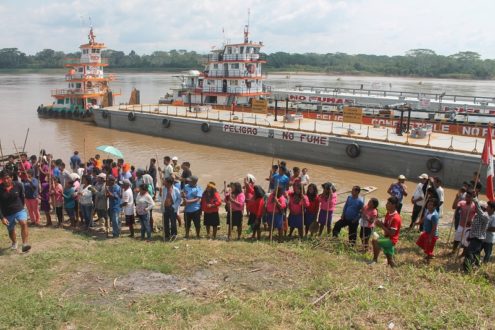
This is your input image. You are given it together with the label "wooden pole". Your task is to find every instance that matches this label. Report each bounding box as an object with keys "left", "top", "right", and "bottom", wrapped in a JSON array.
[
  {"left": 22, "top": 128, "right": 30, "bottom": 153},
  {"left": 270, "top": 182, "right": 280, "bottom": 243},
  {"left": 0, "top": 139, "right": 4, "bottom": 167}
]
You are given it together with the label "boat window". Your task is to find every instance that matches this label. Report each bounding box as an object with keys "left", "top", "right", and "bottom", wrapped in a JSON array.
[
  {"left": 65, "top": 98, "right": 70, "bottom": 104},
  {"left": 83, "top": 49, "right": 89, "bottom": 54},
  {"left": 227, "top": 47, "right": 232, "bottom": 54},
  {"left": 78, "top": 67, "right": 83, "bottom": 72},
  {"left": 57, "top": 99, "right": 64, "bottom": 105},
  {"left": 240, "top": 47, "right": 244, "bottom": 54},
  {"left": 231, "top": 63, "right": 239, "bottom": 69},
  {"left": 213, "top": 64, "right": 218, "bottom": 69},
  {"left": 230, "top": 80, "right": 238, "bottom": 86},
  {"left": 76, "top": 83, "right": 81, "bottom": 89}
]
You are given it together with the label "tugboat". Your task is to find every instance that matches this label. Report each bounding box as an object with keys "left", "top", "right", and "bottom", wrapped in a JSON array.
[
  {"left": 37, "top": 27, "right": 119, "bottom": 121},
  {"left": 159, "top": 19, "right": 270, "bottom": 110}
]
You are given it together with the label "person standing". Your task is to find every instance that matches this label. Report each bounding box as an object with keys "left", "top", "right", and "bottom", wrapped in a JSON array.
[
  {"left": 121, "top": 179, "right": 135, "bottom": 237},
  {"left": 288, "top": 183, "right": 309, "bottom": 240},
  {"left": 159, "top": 156, "right": 174, "bottom": 180},
  {"left": 94, "top": 173, "right": 108, "bottom": 228},
  {"left": 70, "top": 151, "right": 81, "bottom": 172},
  {"left": 0, "top": 171, "right": 31, "bottom": 252},
  {"left": 183, "top": 176, "right": 202, "bottom": 239},
  {"left": 415, "top": 199, "right": 440, "bottom": 263},
  {"left": 482, "top": 210, "right": 495, "bottom": 263},
  {"left": 318, "top": 182, "right": 337, "bottom": 236},
  {"left": 22, "top": 169, "right": 40, "bottom": 226},
  {"left": 410, "top": 174, "right": 429, "bottom": 229},
  {"left": 300, "top": 168, "right": 310, "bottom": 187},
  {"left": 304, "top": 183, "right": 319, "bottom": 237},
  {"left": 40, "top": 180, "right": 52, "bottom": 226},
  {"left": 333, "top": 186, "right": 364, "bottom": 245},
  {"left": 387, "top": 175, "right": 408, "bottom": 214},
  {"left": 78, "top": 175, "right": 96, "bottom": 230},
  {"left": 201, "top": 182, "right": 222, "bottom": 240},
  {"left": 452, "top": 190, "right": 476, "bottom": 252},
  {"left": 370, "top": 197, "right": 402, "bottom": 267},
  {"left": 63, "top": 180, "right": 76, "bottom": 227},
  {"left": 136, "top": 184, "right": 155, "bottom": 241},
  {"left": 463, "top": 199, "right": 494, "bottom": 272},
  {"left": 161, "top": 176, "right": 182, "bottom": 241},
  {"left": 359, "top": 198, "right": 379, "bottom": 251},
  {"left": 51, "top": 177, "right": 64, "bottom": 227},
  {"left": 148, "top": 158, "right": 158, "bottom": 198},
  {"left": 266, "top": 188, "right": 287, "bottom": 242},
  {"left": 226, "top": 182, "right": 245, "bottom": 240},
  {"left": 246, "top": 185, "right": 265, "bottom": 240},
  {"left": 434, "top": 177, "right": 445, "bottom": 218},
  {"left": 106, "top": 176, "right": 122, "bottom": 238}
]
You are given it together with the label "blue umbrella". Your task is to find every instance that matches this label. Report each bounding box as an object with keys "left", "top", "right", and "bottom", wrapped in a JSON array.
[{"left": 96, "top": 145, "right": 124, "bottom": 159}]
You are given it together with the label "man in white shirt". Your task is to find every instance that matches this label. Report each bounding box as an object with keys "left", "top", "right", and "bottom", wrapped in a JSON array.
[
  {"left": 410, "top": 173, "right": 428, "bottom": 229},
  {"left": 121, "top": 179, "right": 135, "bottom": 237},
  {"left": 434, "top": 177, "right": 445, "bottom": 218},
  {"left": 159, "top": 156, "right": 174, "bottom": 180}
]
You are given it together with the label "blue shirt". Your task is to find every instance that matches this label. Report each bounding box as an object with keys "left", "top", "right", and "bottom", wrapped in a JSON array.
[
  {"left": 108, "top": 184, "right": 122, "bottom": 211},
  {"left": 63, "top": 187, "right": 75, "bottom": 209},
  {"left": 389, "top": 183, "right": 405, "bottom": 202},
  {"left": 423, "top": 209, "right": 439, "bottom": 236},
  {"left": 23, "top": 178, "right": 39, "bottom": 199},
  {"left": 70, "top": 155, "right": 81, "bottom": 170},
  {"left": 272, "top": 173, "right": 289, "bottom": 193},
  {"left": 343, "top": 196, "right": 364, "bottom": 222},
  {"left": 184, "top": 184, "right": 202, "bottom": 213}
]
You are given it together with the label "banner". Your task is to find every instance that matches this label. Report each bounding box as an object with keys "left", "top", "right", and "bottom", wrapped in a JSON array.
[
  {"left": 251, "top": 99, "right": 268, "bottom": 114},
  {"left": 343, "top": 107, "right": 363, "bottom": 124}
]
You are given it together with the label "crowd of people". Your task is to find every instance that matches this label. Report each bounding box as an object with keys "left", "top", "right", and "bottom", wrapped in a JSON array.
[{"left": 0, "top": 150, "right": 494, "bottom": 271}]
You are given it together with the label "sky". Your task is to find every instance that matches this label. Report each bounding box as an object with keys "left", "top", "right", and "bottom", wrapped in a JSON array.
[{"left": 1, "top": 0, "right": 495, "bottom": 58}]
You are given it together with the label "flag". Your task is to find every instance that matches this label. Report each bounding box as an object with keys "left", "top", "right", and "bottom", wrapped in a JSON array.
[{"left": 482, "top": 125, "right": 494, "bottom": 201}]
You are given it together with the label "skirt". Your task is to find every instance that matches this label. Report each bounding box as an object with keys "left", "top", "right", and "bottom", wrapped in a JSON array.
[
  {"left": 204, "top": 212, "right": 220, "bottom": 227},
  {"left": 318, "top": 210, "right": 333, "bottom": 226},
  {"left": 304, "top": 212, "right": 316, "bottom": 227},
  {"left": 288, "top": 213, "right": 303, "bottom": 229},
  {"left": 227, "top": 210, "right": 243, "bottom": 227}
]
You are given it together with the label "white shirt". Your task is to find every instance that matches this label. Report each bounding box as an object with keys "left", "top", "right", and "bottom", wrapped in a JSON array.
[
  {"left": 122, "top": 187, "right": 135, "bottom": 216},
  {"left": 163, "top": 164, "right": 174, "bottom": 179},
  {"left": 412, "top": 183, "right": 425, "bottom": 207},
  {"left": 300, "top": 174, "right": 310, "bottom": 185},
  {"left": 436, "top": 186, "right": 445, "bottom": 217},
  {"left": 485, "top": 215, "right": 495, "bottom": 244}
]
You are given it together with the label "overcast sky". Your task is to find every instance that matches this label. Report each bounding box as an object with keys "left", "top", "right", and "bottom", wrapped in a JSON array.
[{"left": 1, "top": 0, "right": 494, "bottom": 58}]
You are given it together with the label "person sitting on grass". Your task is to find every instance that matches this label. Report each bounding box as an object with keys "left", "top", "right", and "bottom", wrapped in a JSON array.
[
  {"left": 332, "top": 185, "right": 364, "bottom": 245},
  {"left": 370, "top": 196, "right": 402, "bottom": 267},
  {"left": 0, "top": 171, "right": 31, "bottom": 252},
  {"left": 415, "top": 198, "right": 439, "bottom": 263},
  {"left": 359, "top": 198, "right": 379, "bottom": 252}
]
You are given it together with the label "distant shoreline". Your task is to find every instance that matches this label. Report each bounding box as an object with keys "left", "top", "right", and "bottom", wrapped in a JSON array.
[{"left": 0, "top": 67, "right": 492, "bottom": 81}]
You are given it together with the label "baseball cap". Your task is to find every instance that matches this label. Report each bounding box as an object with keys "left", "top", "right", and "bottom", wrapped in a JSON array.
[
  {"left": 398, "top": 174, "right": 406, "bottom": 180},
  {"left": 97, "top": 173, "right": 107, "bottom": 179},
  {"left": 418, "top": 173, "right": 429, "bottom": 179},
  {"left": 172, "top": 156, "right": 178, "bottom": 161}
]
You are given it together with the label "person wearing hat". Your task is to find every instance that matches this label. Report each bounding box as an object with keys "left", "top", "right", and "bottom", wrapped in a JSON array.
[
  {"left": 387, "top": 175, "right": 408, "bottom": 214},
  {"left": 183, "top": 175, "right": 203, "bottom": 239},
  {"left": 318, "top": 182, "right": 337, "bottom": 236},
  {"left": 172, "top": 156, "right": 181, "bottom": 175},
  {"left": 106, "top": 175, "right": 122, "bottom": 238},
  {"left": 121, "top": 179, "right": 135, "bottom": 237},
  {"left": 94, "top": 173, "right": 108, "bottom": 228},
  {"left": 410, "top": 173, "right": 429, "bottom": 229},
  {"left": 333, "top": 185, "right": 364, "bottom": 245},
  {"left": 201, "top": 181, "right": 222, "bottom": 239},
  {"left": 0, "top": 171, "right": 31, "bottom": 252}
]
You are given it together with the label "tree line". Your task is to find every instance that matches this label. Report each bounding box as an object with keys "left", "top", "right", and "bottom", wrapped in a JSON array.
[{"left": 1, "top": 47, "right": 494, "bottom": 79}]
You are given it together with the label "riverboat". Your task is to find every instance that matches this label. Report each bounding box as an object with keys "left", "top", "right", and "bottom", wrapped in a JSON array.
[{"left": 36, "top": 28, "right": 119, "bottom": 121}]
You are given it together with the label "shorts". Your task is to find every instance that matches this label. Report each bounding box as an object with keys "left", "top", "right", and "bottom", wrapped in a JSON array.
[
  {"left": 185, "top": 210, "right": 201, "bottom": 229},
  {"left": 267, "top": 213, "right": 283, "bottom": 230},
  {"left": 304, "top": 212, "right": 316, "bottom": 227},
  {"left": 318, "top": 210, "right": 333, "bottom": 226},
  {"left": 455, "top": 226, "right": 470, "bottom": 247},
  {"left": 204, "top": 212, "right": 220, "bottom": 227},
  {"left": 288, "top": 213, "right": 303, "bottom": 229},
  {"left": 416, "top": 232, "right": 438, "bottom": 256},
  {"left": 96, "top": 209, "right": 108, "bottom": 219},
  {"left": 377, "top": 237, "right": 396, "bottom": 256},
  {"left": 6, "top": 209, "right": 28, "bottom": 232},
  {"left": 360, "top": 227, "right": 373, "bottom": 241},
  {"left": 227, "top": 210, "right": 243, "bottom": 227},
  {"left": 125, "top": 214, "right": 135, "bottom": 226}
]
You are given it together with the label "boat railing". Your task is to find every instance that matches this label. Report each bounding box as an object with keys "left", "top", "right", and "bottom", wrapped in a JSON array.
[
  {"left": 293, "top": 85, "right": 495, "bottom": 105},
  {"left": 205, "top": 69, "right": 264, "bottom": 78},
  {"left": 202, "top": 86, "right": 266, "bottom": 94},
  {"left": 51, "top": 88, "right": 115, "bottom": 96},
  {"left": 64, "top": 57, "right": 110, "bottom": 65},
  {"left": 112, "top": 104, "right": 484, "bottom": 156},
  {"left": 65, "top": 73, "right": 108, "bottom": 81},
  {"left": 208, "top": 53, "right": 265, "bottom": 62}
]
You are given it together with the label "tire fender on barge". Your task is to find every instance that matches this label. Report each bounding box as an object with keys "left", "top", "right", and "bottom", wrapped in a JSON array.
[
  {"left": 426, "top": 157, "right": 443, "bottom": 173},
  {"left": 201, "top": 122, "right": 210, "bottom": 133},
  {"left": 162, "top": 118, "right": 171, "bottom": 128},
  {"left": 101, "top": 110, "right": 109, "bottom": 119},
  {"left": 346, "top": 143, "right": 360, "bottom": 158},
  {"left": 128, "top": 112, "right": 136, "bottom": 121}
]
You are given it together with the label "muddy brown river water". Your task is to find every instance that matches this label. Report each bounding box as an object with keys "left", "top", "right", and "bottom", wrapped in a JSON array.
[{"left": 3, "top": 72, "right": 491, "bottom": 212}]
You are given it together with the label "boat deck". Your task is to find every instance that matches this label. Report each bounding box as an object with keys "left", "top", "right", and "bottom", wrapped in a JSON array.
[{"left": 105, "top": 104, "right": 484, "bottom": 155}]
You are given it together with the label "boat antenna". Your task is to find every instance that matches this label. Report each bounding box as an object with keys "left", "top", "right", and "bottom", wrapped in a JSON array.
[
  {"left": 222, "top": 27, "right": 226, "bottom": 46},
  {"left": 244, "top": 8, "right": 250, "bottom": 43}
]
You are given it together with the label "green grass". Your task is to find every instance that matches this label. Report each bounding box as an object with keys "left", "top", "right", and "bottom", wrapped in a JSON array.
[{"left": 0, "top": 212, "right": 494, "bottom": 329}]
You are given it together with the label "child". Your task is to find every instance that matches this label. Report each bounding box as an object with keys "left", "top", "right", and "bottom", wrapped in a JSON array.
[
  {"left": 305, "top": 183, "right": 319, "bottom": 237},
  {"left": 266, "top": 187, "right": 287, "bottom": 242},
  {"left": 63, "top": 180, "right": 76, "bottom": 227},
  {"left": 246, "top": 185, "right": 265, "bottom": 240},
  {"left": 40, "top": 181, "right": 52, "bottom": 226},
  {"left": 52, "top": 177, "right": 64, "bottom": 227},
  {"left": 318, "top": 182, "right": 337, "bottom": 236},
  {"left": 359, "top": 198, "right": 379, "bottom": 251},
  {"left": 288, "top": 183, "right": 309, "bottom": 239},
  {"left": 201, "top": 182, "right": 222, "bottom": 239},
  {"left": 416, "top": 199, "right": 439, "bottom": 263},
  {"left": 300, "top": 168, "right": 310, "bottom": 187},
  {"left": 226, "top": 182, "right": 245, "bottom": 240}
]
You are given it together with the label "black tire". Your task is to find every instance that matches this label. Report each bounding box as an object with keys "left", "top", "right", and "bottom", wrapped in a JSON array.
[
  {"left": 128, "top": 112, "right": 136, "bottom": 121},
  {"left": 426, "top": 157, "right": 443, "bottom": 173},
  {"left": 102, "top": 110, "right": 108, "bottom": 119},
  {"left": 201, "top": 122, "right": 210, "bottom": 133},
  {"left": 346, "top": 143, "right": 360, "bottom": 158},
  {"left": 162, "top": 118, "right": 171, "bottom": 128}
]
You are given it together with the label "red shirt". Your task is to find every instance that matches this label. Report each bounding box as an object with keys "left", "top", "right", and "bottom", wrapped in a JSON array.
[
  {"left": 384, "top": 211, "right": 402, "bottom": 245},
  {"left": 288, "top": 192, "right": 309, "bottom": 215},
  {"left": 457, "top": 200, "right": 476, "bottom": 227},
  {"left": 247, "top": 197, "right": 264, "bottom": 218},
  {"left": 306, "top": 197, "right": 319, "bottom": 214},
  {"left": 201, "top": 192, "right": 222, "bottom": 213}
]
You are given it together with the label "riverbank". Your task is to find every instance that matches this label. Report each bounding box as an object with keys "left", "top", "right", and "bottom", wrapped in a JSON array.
[{"left": 0, "top": 211, "right": 493, "bottom": 329}]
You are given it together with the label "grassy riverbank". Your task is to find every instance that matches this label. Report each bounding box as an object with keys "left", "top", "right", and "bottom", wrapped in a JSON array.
[{"left": 0, "top": 212, "right": 493, "bottom": 329}]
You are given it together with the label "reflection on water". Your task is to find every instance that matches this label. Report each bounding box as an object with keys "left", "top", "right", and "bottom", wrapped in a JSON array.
[{"left": 1, "top": 72, "right": 487, "bottom": 204}]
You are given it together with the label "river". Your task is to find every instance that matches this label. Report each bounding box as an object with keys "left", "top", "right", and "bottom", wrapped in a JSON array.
[{"left": 2, "top": 72, "right": 489, "bottom": 213}]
